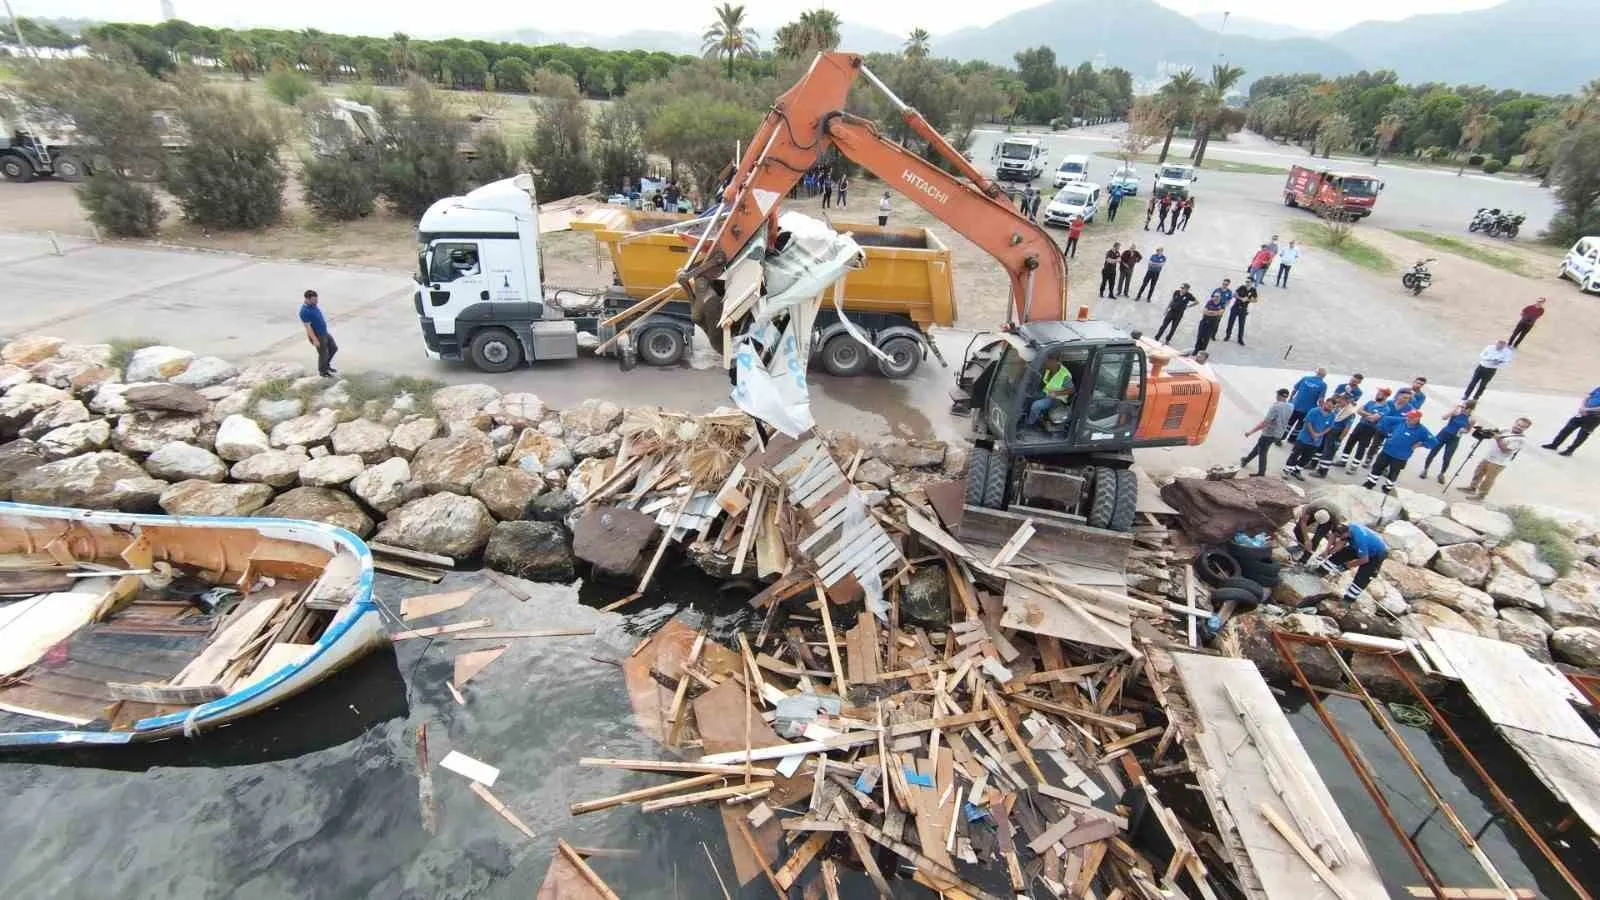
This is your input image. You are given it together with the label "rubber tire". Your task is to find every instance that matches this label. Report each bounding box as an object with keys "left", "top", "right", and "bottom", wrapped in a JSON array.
[
  {"left": 1468, "top": 222, "right": 1480, "bottom": 232},
  {"left": 467, "top": 327, "right": 523, "bottom": 374},
  {"left": 0, "top": 154, "right": 34, "bottom": 182},
  {"left": 636, "top": 326, "right": 685, "bottom": 367},
  {"left": 1087, "top": 466, "right": 1118, "bottom": 530},
  {"left": 1401, "top": 273, "right": 1417, "bottom": 290},
  {"left": 1194, "top": 548, "right": 1242, "bottom": 587},
  {"left": 1216, "top": 576, "right": 1267, "bottom": 597},
  {"left": 965, "top": 447, "right": 993, "bottom": 507},
  {"left": 1284, "top": 194, "right": 1297, "bottom": 208},
  {"left": 1109, "top": 467, "right": 1137, "bottom": 532},
  {"left": 50, "top": 155, "right": 87, "bottom": 182},
  {"left": 1238, "top": 558, "right": 1282, "bottom": 586},
  {"left": 1506, "top": 224, "right": 1518, "bottom": 239},
  {"left": 875, "top": 336, "right": 921, "bottom": 379},
  {"left": 1211, "top": 585, "right": 1262, "bottom": 612},
  {"left": 1412, "top": 282, "right": 1424, "bottom": 296},
  {"left": 1226, "top": 542, "right": 1274, "bottom": 564},
  {"left": 981, "top": 451, "right": 1009, "bottom": 509},
  {"left": 821, "top": 333, "right": 870, "bottom": 377}
]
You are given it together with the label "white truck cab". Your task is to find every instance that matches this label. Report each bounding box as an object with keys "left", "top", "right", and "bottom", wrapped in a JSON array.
[
  {"left": 1153, "top": 163, "right": 1197, "bottom": 198},
  {"left": 1052, "top": 154, "right": 1091, "bottom": 187},
  {"left": 992, "top": 137, "right": 1045, "bottom": 182},
  {"left": 1560, "top": 236, "right": 1600, "bottom": 294}
]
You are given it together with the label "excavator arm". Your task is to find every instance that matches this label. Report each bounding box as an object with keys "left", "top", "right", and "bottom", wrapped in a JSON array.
[{"left": 680, "top": 51, "right": 1067, "bottom": 339}]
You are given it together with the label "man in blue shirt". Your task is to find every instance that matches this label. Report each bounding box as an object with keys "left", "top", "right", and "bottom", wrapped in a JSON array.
[
  {"left": 298, "top": 289, "right": 338, "bottom": 378},
  {"left": 1314, "top": 393, "right": 1359, "bottom": 477},
  {"left": 1339, "top": 387, "right": 1392, "bottom": 471},
  {"left": 1325, "top": 522, "right": 1389, "bottom": 603},
  {"left": 1420, "top": 399, "right": 1475, "bottom": 483},
  {"left": 1333, "top": 373, "right": 1364, "bottom": 405},
  {"left": 1133, "top": 246, "right": 1167, "bottom": 302},
  {"left": 1282, "top": 397, "right": 1335, "bottom": 480},
  {"left": 1407, "top": 376, "right": 1429, "bottom": 410},
  {"left": 1283, "top": 367, "right": 1328, "bottom": 443},
  {"left": 1542, "top": 386, "right": 1600, "bottom": 456},
  {"left": 1189, "top": 279, "right": 1231, "bottom": 355},
  {"left": 1363, "top": 408, "right": 1438, "bottom": 494}
]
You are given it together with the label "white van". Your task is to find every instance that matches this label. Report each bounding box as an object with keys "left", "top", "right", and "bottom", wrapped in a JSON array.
[
  {"left": 1052, "top": 154, "right": 1091, "bottom": 187},
  {"left": 1559, "top": 236, "right": 1600, "bottom": 293},
  {"left": 1043, "top": 182, "right": 1102, "bottom": 227}
]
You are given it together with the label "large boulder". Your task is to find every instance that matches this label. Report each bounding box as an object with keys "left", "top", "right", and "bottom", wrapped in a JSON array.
[
  {"left": 527, "top": 491, "right": 577, "bottom": 523},
  {"left": 560, "top": 399, "right": 623, "bottom": 438},
  {"left": 1485, "top": 559, "right": 1546, "bottom": 611},
  {"left": 169, "top": 356, "right": 238, "bottom": 388},
  {"left": 1448, "top": 502, "right": 1513, "bottom": 542},
  {"left": 270, "top": 409, "right": 339, "bottom": 448},
  {"left": 123, "top": 383, "right": 209, "bottom": 415},
  {"left": 430, "top": 383, "right": 500, "bottom": 423},
  {"left": 1159, "top": 477, "right": 1303, "bottom": 545},
  {"left": 0, "top": 364, "right": 31, "bottom": 391},
  {"left": 255, "top": 487, "right": 374, "bottom": 537},
  {"left": 1224, "top": 612, "right": 1344, "bottom": 687},
  {"left": 234, "top": 360, "right": 305, "bottom": 388},
  {"left": 571, "top": 432, "right": 621, "bottom": 460},
  {"left": 111, "top": 412, "right": 202, "bottom": 456},
  {"left": 1416, "top": 515, "right": 1480, "bottom": 547},
  {"left": 1500, "top": 606, "right": 1554, "bottom": 636},
  {"left": 349, "top": 457, "right": 412, "bottom": 514},
  {"left": 0, "top": 439, "right": 48, "bottom": 498},
  {"left": 37, "top": 420, "right": 112, "bottom": 459},
  {"left": 1382, "top": 520, "right": 1439, "bottom": 567},
  {"left": 143, "top": 442, "right": 228, "bottom": 483},
  {"left": 483, "top": 521, "right": 575, "bottom": 581},
  {"left": 87, "top": 382, "right": 134, "bottom": 416},
  {"left": 1431, "top": 542, "right": 1491, "bottom": 587},
  {"left": 123, "top": 345, "right": 194, "bottom": 382},
  {"left": 19, "top": 399, "right": 90, "bottom": 439},
  {"left": 11, "top": 452, "right": 166, "bottom": 511},
  {"left": 330, "top": 419, "right": 392, "bottom": 463},
  {"left": 388, "top": 417, "right": 440, "bottom": 460},
  {"left": 299, "top": 454, "right": 365, "bottom": 488},
  {"left": 255, "top": 397, "right": 303, "bottom": 425},
  {"left": 411, "top": 432, "right": 495, "bottom": 494},
  {"left": 29, "top": 356, "right": 101, "bottom": 390},
  {"left": 1497, "top": 617, "right": 1555, "bottom": 663},
  {"left": 471, "top": 466, "right": 545, "bottom": 521},
  {"left": 869, "top": 439, "right": 946, "bottom": 469},
  {"left": 1550, "top": 627, "right": 1600, "bottom": 669},
  {"left": 1271, "top": 570, "right": 1333, "bottom": 608},
  {"left": 508, "top": 428, "right": 573, "bottom": 475},
  {"left": 0, "top": 382, "right": 70, "bottom": 434},
  {"left": 159, "top": 480, "right": 275, "bottom": 517},
  {"left": 214, "top": 414, "right": 270, "bottom": 462},
  {"left": 483, "top": 392, "right": 546, "bottom": 428},
  {"left": 1495, "top": 540, "right": 1559, "bottom": 586},
  {"left": 374, "top": 493, "right": 495, "bottom": 560},
  {"left": 1319, "top": 595, "right": 1401, "bottom": 638},
  {"left": 1306, "top": 483, "right": 1400, "bottom": 529},
  {"left": 1, "top": 335, "right": 65, "bottom": 366},
  {"left": 1277, "top": 612, "right": 1340, "bottom": 639},
  {"left": 1543, "top": 576, "right": 1600, "bottom": 629},
  {"left": 230, "top": 447, "right": 309, "bottom": 489},
  {"left": 1394, "top": 487, "right": 1448, "bottom": 522},
  {"left": 1409, "top": 600, "right": 1480, "bottom": 636}
]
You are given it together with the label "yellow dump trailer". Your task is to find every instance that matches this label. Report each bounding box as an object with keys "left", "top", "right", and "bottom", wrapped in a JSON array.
[{"left": 572, "top": 207, "right": 956, "bottom": 377}]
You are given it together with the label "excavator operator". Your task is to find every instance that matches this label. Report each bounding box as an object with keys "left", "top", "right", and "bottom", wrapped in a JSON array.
[{"left": 1025, "top": 355, "right": 1076, "bottom": 428}]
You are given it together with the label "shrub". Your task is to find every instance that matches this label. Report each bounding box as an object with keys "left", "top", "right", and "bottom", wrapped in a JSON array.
[
  {"left": 1481, "top": 158, "right": 1504, "bottom": 175},
  {"left": 264, "top": 63, "right": 313, "bottom": 106},
  {"left": 1467, "top": 153, "right": 1485, "bottom": 166},
  {"left": 529, "top": 93, "right": 596, "bottom": 200},
  {"left": 375, "top": 78, "right": 470, "bottom": 217},
  {"left": 164, "top": 88, "right": 286, "bottom": 229},
  {"left": 344, "top": 82, "right": 380, "bottom": 107},
  {"left": 108, "top": 337, "right": 159, "bottom": 370},
  {"left": 467, "top": 131, "right": 520, "bottom": 186},
  {"left": 1507, "top": 507, "right": 1577, "bottom": 576},
  {"left": 302, "top": 153, "right": 377, "bottom": 220},
  {"left": 77, "top": 172, "right": 164, "bottom": 237}
]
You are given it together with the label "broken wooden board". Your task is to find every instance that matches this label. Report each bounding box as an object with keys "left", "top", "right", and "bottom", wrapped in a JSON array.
[
  {"left": 453, "top": 645, "right": 508, "bottom": 688},
  {"left": 168, "top": 596, "right": 285, "bottom": 687},
  {"left": 957, "top": 504, "right": 1132, "bottom": 573},
  {"left": 536, "top": 849, "right": 610, "bottom": 900},
  {"left": 1169, "top": 651, "right": 1387, "bottom": 900},
  {"left": 692, "top": 678, "right": 797, "bottom": 889},
  {"left": 400, "top": 588, "right": 477, "bottom": 621},
  {"left": 999, "top": 580, "right": 1127, "bottom": 651}
]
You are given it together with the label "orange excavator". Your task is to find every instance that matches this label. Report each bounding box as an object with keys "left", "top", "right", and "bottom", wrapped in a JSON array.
[{"left": 680, "top": 52, "right": 1218, "bottom": 532}]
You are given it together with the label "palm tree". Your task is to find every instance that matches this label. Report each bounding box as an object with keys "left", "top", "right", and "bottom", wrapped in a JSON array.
[
  {"left": 303, "top": 42, "right": 336, "bottom": 85},
  {"left": 905, "top": 28, "right": 931, "bottom": 60},
  {"left": 1564, "top": 78, "right": 1600, "bottom": 130},
  {"left": 774, "top": 23, "right": 805, "bottom": 59},
  {"left": 1155, "top": 70, "right": 1202, "bottom": 164},
  {"left": 1373, "top": 112, "right": 1403, "bottom": 166},
  {"left": 702, "top": 3, "right": 759, "bottom": 80},
  {"left": 1456, "top": 108, "right": 1499, "bottom": 175},
  {"left": 226, "top": 43, "right": 256, "bottom": 81},
  {"left": 1190, "top": 62, "right": 1245, "bottom": 167},
  {"left": 798, "top": 9, "right": 841, "bottom": 52},
  {"left": 389, "top": 32, "right": 417, "bottom": 75}
]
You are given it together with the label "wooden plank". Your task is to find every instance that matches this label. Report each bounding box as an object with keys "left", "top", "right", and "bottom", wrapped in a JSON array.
[
  {"left": 1428, "top": 628, "right": 1599, "bottom": 746},
  {"left": 452, "top": 645, "right": 507, "bottom": 688},
  {"left": 569, "top": 772, "right": 727, "bottom": 815},
  {"left": 390, "top": 618, "right": 492, "bottom": 640},
  {"left": 556, "top": 839, "right": 622, "bottom": 900},
  {"left": 578, "top": 757, "right": 780, "bottom": 778},
  {"left": 374, "top": 558, "right": 445, "bottom": 582},
  {"left": 168, "top": 597, "right": 284, "bottom": 687},
  {"left": 1405, "top": 889, "right": 1536, "bottom": 899},
  {"left": 1258, "top": 804, "right": 1358, "bottom": 900},
  {"left": 370, "top": 542, "right": 456, "bottom": 568},
  {"left": 999, "top": 580, "right": 1128, "bottom": 652},
  {"left": 470, "top": 782, "right": 536, "bottom": 840},
  {"left": 638, "top": 781, "right": 772, "bottom": 812},
  {"left": 447, "top": 628, "right": 593, "bottom": 640},
  {"left": 957, "top": 504, "right": 1131, "bottom": 571},
  {"left": 401, "top": 588, "right": 477, "bottom": 621},
  {"left": 773, "top": 830, "right": 830, "bottom": 890}
]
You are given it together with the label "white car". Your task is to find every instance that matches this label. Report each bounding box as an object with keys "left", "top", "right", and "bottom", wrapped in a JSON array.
[
  {"left": 1559, "top": 236, "right": 1600, "bottom": 293},
  {"left": 1052, "top": 154, "right": 1091, "bottom": 187},
  {"left": 1043, "top": 182, "right": 1102, "bottom": 227}
]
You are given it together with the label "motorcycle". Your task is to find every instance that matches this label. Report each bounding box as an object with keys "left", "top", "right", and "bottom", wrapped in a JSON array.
[
  {"left": 1488, "top": 210, "right": 1524, "bottom": 239},
  {"left": 1468, "top": 208, "right": 1499, "bottom": 233},
  {"left": 1401, "top": 258, "right": 1436, "bottom": 295}
]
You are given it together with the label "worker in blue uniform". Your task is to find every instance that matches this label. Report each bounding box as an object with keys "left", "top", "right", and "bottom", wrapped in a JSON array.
[
  {"left": 1363, "top": 408, "right": 1438, "bottom": 494},
  {"left": 1325, "top": 522, "right": 1390, "bottom": 602},
  {"left": 1283, "top": 366, "right": 1329, "bottom": 443},
  {"left": 1282, "top": 397, "right": 1334, "bottom": 480}
]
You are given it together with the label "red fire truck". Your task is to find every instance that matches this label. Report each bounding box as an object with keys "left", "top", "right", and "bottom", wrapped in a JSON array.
[{"left": 1283, "top": 165, "right": 1383, "bottom": 219}]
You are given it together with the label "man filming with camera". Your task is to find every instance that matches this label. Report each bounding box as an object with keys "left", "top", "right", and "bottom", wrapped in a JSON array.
[{"left": 1458, "top": 417, "right": 1531, "bottom": 501}]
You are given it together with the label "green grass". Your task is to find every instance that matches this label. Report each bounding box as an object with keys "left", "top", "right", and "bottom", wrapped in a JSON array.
[
  {"left": 1293, "top": 222, "right": 1396, "bottom": 274},
  {"left": 249, "top": 371, "right": 442, "bottom": 420},
  {"left": 1391, "top": 230, "right": 1530, "bottom": 276},
  {"left": 1506, "top": 507, "right": 1577, "bottom": 576},
  {"left": 107, "top": 337, "right": 159, "bottom": 372},
  {"left": 1093, "top": 151, "right": 1287, "bottom": 175}
]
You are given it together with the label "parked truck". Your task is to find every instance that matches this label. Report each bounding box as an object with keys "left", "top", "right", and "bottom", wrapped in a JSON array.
[
  {"left": 991, "top": 136, "right": 1045, "bottom": 182},
  {"left": 1283, "top": 165, "right": 1382, "bottom": 219}
]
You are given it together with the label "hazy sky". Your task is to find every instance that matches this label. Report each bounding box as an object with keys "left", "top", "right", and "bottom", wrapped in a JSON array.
[{"left": 35, "top": 0, "right": 1508, "bottom": 37}]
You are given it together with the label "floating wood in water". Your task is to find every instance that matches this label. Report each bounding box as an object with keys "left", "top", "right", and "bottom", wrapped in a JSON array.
[
  {"left": 416, "top": 724, "right": 436, "bottom": 835},
  {"left": 401, "top": 588, "right": 477, "bottom": 621},
  {"left": 471, "top": 782, "right": 535, "bottom": 840},
  {"left": 578, "top": 757, "right": 781, "bottom": 778},
  {"left": 555, "top": 840, "right": 622, "bottom": 900},
  {"left": 374, "top": 558, "right": 446, "bottom": 583},
  {"left": 106, "top": 681, "right": 225, "bottom": 704},
  {"left": 638, "top": 781, "right": 772, "bottom": 812},
  {"left": 369, "top": 542, "right": 456, "bottom": 568},
  {"left": 570, "top": 772, "right": 727, "bottom": 815},
  {"left": 391, "top": 619, "right": 492, "bottom": 640},
  {"left": 452, "top": 645, "right": 508, "bottom": 688}
]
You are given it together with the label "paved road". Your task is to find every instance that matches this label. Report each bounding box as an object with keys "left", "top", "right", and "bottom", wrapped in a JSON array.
[{"left": 6, "top": 231, "right": 1596, "bottom": 513}]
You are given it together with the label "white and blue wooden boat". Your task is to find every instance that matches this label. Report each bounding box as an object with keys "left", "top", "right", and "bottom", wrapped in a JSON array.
[{"left": 0, "top": 502, "right": 388, "bottom": 749}]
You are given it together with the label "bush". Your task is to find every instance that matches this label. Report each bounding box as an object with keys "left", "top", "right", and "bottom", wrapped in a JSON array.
[
  {"left": 375, "top": 79, "right": 471, "bottom": 217},
  {"left": 1468, "top": 153, "right": 1485, "bottom": 166},
  {"left": 108, "top": 337, "right": 158, "bottom": 370},
  {"left": 1482, "top": 158, "right": 1504, "bottom": 175},
  {"left": 264, "top": 63, "right": 313, "bottom": 106},
  {"left": 1507, "top": 507, "right": 1577, "bottom": 576},
  {"left": 344, "top": 83, "right": 380, "bottom": 107},
  {"left": 467, "top": 131, "right": 520, "bottom": 186},
  {"left": 529, "top": 93, "right": 596, "bottom": 200},
  {"left": 592, "top": 105, "right": 646, "bottom": 198},
  {"left": 164, "top": 88, "right": 286, "bottom": 229},
  {"left": 302, "top": 153, "right": 377, "bottom": 220},
  {"left": 77, "top": 172, "right": 164, "bottom": 237}
]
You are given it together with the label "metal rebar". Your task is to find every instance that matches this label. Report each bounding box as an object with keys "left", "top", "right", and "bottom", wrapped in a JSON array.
[
  {"left": 1267, "top": 630, "right": 1449, "bottom": 899},
  {"left": 1382, "top": 651, "right": 1595, "bottom": 900}
]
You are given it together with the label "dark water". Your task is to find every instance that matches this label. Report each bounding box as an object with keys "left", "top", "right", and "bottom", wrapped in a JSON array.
[{"left": 2, "top": 564, "right": 1595, "bottom": 899}]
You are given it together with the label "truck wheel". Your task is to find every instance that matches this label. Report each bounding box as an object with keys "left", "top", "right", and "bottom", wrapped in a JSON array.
[
  {"left": 1086, "top": 466, "right": 1118, "bottom": 529},
  {"left": 981, "top": 451, "right": 1010, "bottom": 509},
  {"left": 966, "top": 448, "right": 992, "bottom": 507},
  {"left": 875, "top": 336, "right": 921, "bottom": 379},
  {"left": 1110, "top": 468, "right": 1137, "bottom": 532},
  {"left": 467, "top": 328, "right": 523, "bottom": 373},
  {"left": 0, "top": 153, "right": 34, "bottom": 183},
  {"left": 821, "top": 334, "right": 869, "bottom": 377},
  {"left": 1284, "top": 193, "right": 1297, "bottom": 208},
  {"left": 637, "top": 326, "right": 685, "bottom": 366},
  {"left": 51, "top": 155, "right": 87, "bottom": 182}
]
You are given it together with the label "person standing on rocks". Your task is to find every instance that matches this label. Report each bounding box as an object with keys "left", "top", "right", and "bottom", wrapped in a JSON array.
[
  {"left": 1324, "top": 521, "right": 1390, "bottom": 602},
  {"left": 1117, "top": 244, "right": 1142, "bottom": 298},
  {"left": 1541, "top": 385, "right": 1600, "bottom": 456},
  {"left": 1134, "top": 246, "right": 1167, "bottom": 301},
  {"left": 1363, "top": 408, "right": 1437, "bottom": 494},
  {"left": 1508, "top": 297, "right": 1544, "bottom": 347},
  {"left": 1240, "top": 387, "right": 1292, "bottom": 476},
  {"left": 1190, "top": 280, "right": 1231, "bottom": 355},
  {"left": 1460, "top": 417, "right": 1531, "bottom": 500},
  {"left": 299, "top": 289, "right": 338, "bottom": 378},
  {"left": 1100, "top": 242, "right": 1121, "bottom": 298},
  {"left": 1419, "top": 399, "right": 1475, "bottom": 483},
  {"left": 1463, "top": 339, "right": 1514, "bottom": 401},
  {"left": 1154, "top": 282, "right": 1197, "bottom": 343},
  {"left": 1282, "top": 397, "right": 1335, "bottom": 480}
]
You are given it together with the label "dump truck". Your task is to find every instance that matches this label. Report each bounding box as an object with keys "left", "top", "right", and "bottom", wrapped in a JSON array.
[
  {"left": 1283, "top": 165, "right": 1383, "bottom": 219},
  {"left": 573, "top": 206, "right": 956, "bottom": 378}
]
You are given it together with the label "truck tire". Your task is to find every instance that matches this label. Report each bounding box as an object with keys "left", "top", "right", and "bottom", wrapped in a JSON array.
[
  {"left": 965, "top": 448, "right": 992, "bottom": 507},
  {"left": 0, "top": 153, "right": 34, "bottom": 183},
  {"left": 981, "top": 451, "right": 1010, "bottom": 509},
  {"left": 50, "top": 155, "right": 87, "bottom": 182},
  {"left": 875, "top": 336, "right": 921, "bottom": 379},
  {"left": 1110, "top": 468, "right": 1137, "bottom": 532},
  {"left": 1284, "top": 193, "right": 1297, "bottom": 208},
  {"left": 637, "top": 326, "right": 685, "bottom": 367},
  {"left": 467, "top": 328, "right": 523, "bottom": 373},
  {"left": 821, "top": 333, "right": 869, "bottom": 377},
  {"left": 1087, "top": 466, "right": 1117, "bottom": 529}
]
